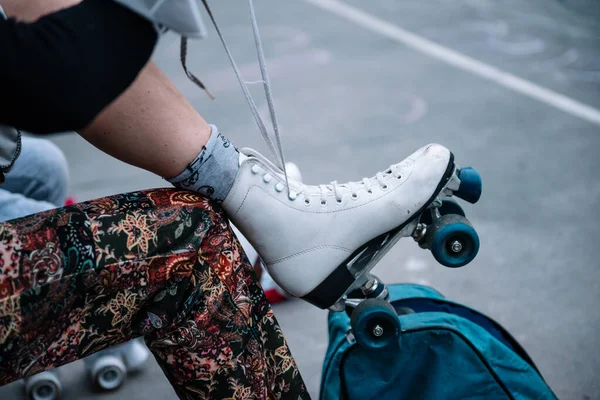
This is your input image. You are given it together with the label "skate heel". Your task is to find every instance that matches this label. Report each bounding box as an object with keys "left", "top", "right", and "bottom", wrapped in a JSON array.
[{"left": 303, "top": 220, "right": 417, "bottom": 311}]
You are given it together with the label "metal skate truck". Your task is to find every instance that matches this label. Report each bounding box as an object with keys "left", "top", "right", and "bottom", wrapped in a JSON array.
[{"left": 23, "top": 338, "right": 150, "bottom": 400}]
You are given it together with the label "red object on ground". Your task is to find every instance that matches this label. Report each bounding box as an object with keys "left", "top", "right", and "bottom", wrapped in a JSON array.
[
  {"left": 64, "top": 196, "right": 77, "bottom": 206},
  {"left": 264, "top": 288, "right": 288, "bottom": 304}
]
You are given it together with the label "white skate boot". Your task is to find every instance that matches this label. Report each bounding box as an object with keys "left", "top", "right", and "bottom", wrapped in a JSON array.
[
  {"left": 223, "top": 144, "right": 482, "bottom": 310},
  {"left": 182, "top": 0, "right": 482, "bottom": 310}
]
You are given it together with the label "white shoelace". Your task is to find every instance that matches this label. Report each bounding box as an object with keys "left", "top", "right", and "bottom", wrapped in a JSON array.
[
  {"left": 315, "top": 167, "right": 399, "bottom": 204},
  {"left": 249, "top": 154, "right": 403, "bottom": 205},
  {"left": 182, "top": 1, "right": 402, "bottom": 202},
  {"left": 190, "top": 0, "right": 292, "bottom": 193}
]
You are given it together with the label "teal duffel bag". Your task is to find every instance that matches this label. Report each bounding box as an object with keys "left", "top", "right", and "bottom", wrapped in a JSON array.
[{"left": 320, "top": 284, "right": 557, "bottom": 400}]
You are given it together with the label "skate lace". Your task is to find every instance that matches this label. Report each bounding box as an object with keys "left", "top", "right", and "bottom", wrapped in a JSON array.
[
  {"left": 179, "top": 0, "right": 292, "bottom": 193},
  {"left": 317, "top": 165, "right": 401, "bottom": 203},
  {"left": 184, "top": 2, "right": 403, "bottom": 202},
  {"left": 250, "top": 154, "right": 402, "bottom": 205}
]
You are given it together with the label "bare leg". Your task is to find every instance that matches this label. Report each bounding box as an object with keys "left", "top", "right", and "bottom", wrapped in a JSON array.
[
  {"left": 1, "top": 0, "right": 211, "bottom": 179},
  {"left": 81, "top": 63, "right": 211, "bottom": 179}
]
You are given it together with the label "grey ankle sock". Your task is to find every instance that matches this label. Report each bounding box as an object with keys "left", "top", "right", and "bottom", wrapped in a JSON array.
[{"left": 167, "top": 125, "right": 239, "bottom": 201}]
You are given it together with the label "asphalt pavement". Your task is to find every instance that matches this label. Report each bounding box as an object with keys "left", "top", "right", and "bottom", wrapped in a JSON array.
[{"left": 1, "top": 0, "right": 599, "bottom": 399}]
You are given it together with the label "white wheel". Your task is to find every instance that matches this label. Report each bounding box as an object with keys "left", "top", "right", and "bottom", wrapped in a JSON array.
[
  {"left": 121, "top": 339, "right": 150, "bottom": 372},
  {"left": 90, "top": 355, "right": 126, "bottom": 391},
  {"left": 25, "top": 371, "right": 62, "bottom": 400}
]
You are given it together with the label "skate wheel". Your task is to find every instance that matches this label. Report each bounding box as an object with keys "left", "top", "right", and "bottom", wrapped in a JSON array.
[
  {"left": 456, "top": 167, "right": 482, "bottom": 204},
  {"left": 25, "top": 372, "right": 62, "bottom": 400},
  {"left": 429, "top": 214, "right": 480, "bottom": 268},
  {"left": 121, "top": 338, "right": 150, "bottom": 372},
  {"left": 91, "top": 355, "right": 126, "bottom": 391},
  {"left": 350, "top": 298, "right": 400, "bottom": 351},
  {"left": 420, "top": 200, "right": 465, "bottom": 225}
]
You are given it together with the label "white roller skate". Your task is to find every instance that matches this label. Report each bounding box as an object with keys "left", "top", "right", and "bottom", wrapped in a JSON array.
[
  {"left": 223, "top": 144, "right": 482, "bottom": 311},
  {"left": 23, "top": 339, "right": 151, "bottom": 399},
  {"left": 83, "top": 338, "right": 150, "bottom": 392},
  {"left": 24, "top": 370, "right": 61, "bottom": 400},
  {"left": 162, "top": 0, "right": 483, "bottom": 312}
]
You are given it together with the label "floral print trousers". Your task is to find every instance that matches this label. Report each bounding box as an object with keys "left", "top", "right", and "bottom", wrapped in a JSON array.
[{"left": 0, "top": 188, "right": 309, "bottom": 399}]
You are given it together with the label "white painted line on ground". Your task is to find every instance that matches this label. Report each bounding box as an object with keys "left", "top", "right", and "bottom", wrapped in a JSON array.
[{"left": 305, "top": 0, "right": 600, "bottom": 127}]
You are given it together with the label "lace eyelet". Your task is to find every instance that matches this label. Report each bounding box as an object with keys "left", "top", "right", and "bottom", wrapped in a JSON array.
[
  {"left": 263, "top": 174, "right": 272, "bottom": 183},
  {"left": 275, "top": 183, "right": 284, "bottom": 192},
  {"left": 304, "top": 199, "right": 311, "bottom": 206},
  {"left": 396, "top": 174, "right": 402, "bottom": 180},
  {"left": 251, "top": 165, "right": 260, "bottom": 174},
  {"left": 367, "top": 189, "right": 373, "bottom": 194},
  {"left": 381, "top": 185, "right": 389, "bottom": 191},
  {"left": 336, "top": 199, "right": 343, "bottom": 204},
  {"left": 320, "top": 200, "right": 327, "bottom": 206},
  {"left": 351, "top": 193, "right": 358, "bottom": 200},
  {"left": 288, "top": 192, "right": 297, "bottom": 201}
]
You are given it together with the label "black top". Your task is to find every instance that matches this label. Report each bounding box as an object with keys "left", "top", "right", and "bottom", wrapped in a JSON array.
[{"left": 0, "top": 0, "right": 158, "bottom": 133}]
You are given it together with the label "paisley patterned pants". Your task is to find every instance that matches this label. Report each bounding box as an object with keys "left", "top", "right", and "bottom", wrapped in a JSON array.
[{"left": 0, "top": 188, "right": 309, "bottom": 399}]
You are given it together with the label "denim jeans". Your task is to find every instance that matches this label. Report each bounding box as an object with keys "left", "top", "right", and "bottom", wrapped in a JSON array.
[{"left": 0, "top": 136, "right": 69, "bottom": 222}]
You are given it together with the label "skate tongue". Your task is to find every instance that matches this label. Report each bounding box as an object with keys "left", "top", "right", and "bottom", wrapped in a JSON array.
[
  {"left": 201, "top": 1, "right": 291, "bottom": 192},
  {"left": 238, "top": 151, "right": 249, "bottom": 166},
  {"left": 241, "top": 147, "right": 308, "bottom": 193},
  {"left": 240, "top": 148, "right": 288, "bottom": 179},
  {"left": 240, "top": 148, "right": 274, "bottom": 168}
]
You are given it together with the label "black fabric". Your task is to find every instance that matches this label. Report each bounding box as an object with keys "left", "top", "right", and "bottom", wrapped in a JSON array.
[{"left": 0, "top": 0, "right": 158, "bottom": 133}]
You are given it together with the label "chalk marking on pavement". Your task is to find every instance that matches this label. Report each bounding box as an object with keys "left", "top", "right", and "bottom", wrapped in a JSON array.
[
  {"left": 405, "top": 257, "right": 428, "bottom": 272},
  {"left": 305, "top": 0, "right": 600, "bottom": 127}
]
